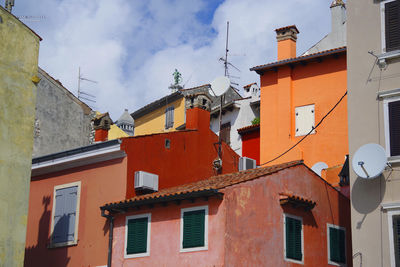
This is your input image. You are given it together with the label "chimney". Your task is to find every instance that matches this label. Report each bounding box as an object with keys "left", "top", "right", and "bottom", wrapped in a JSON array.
[
  {"left": 185, "top": 93, "right": 211, "bottom": 131},
  {"left": 330, "top": 0, "right": 346, "bottom": 33},
  {"left": 275, "top": 25, "right": 299, "bottom": 61},
  {"left": 92, "top": 112, "right": 113, "bottom": 142}
]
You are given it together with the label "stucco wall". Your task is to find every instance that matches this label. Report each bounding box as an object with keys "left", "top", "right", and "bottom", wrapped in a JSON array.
[
  {"left": 33, "top": 68, "right": 93, "bottom": 157},
  {"left": 25, "top": 157, "right": 128, "bottom": 267},
  {"left": 347, "top": 1, "right": 400, "bottom": 266},
  {"left": 223, "top": 165, "right": 352, "bottom": 266},
  {"left": 134, "top": 98, "right": 185, "bottom": 136},
  {"left": 260, "top": 55, "right": 348, "bottom": 169},
  {"left": 0, "top": 7, "right": 40, "bottom": 266},
  {"left": 112, "top": 198, "right": 225, "bottom": 267}
]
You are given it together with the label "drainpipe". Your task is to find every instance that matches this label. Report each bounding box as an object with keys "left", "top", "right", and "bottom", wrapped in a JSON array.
[{"left": 101, "top": 208, "right": 114, "bottom": 267}]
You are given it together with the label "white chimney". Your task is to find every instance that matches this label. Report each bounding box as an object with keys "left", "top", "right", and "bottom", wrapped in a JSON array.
[{"left": 330, "top": 0, "right": 346, "bottom": 33}]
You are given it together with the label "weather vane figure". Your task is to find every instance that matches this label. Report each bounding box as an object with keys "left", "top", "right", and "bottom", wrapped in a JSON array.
[{"left": 172, "top": 69, "right": 182, "bottom": 86}]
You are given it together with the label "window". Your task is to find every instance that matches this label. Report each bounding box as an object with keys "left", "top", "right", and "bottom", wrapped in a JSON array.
[
  {"left": 50, "top": 182, "right": 81, "bottom": 247},
  {"left": 165, "top": 106, "right": 174, "bottom": 129},
  {"left": 327, "top": 224, "right": 346, "bottom": 266},
  {"left": 284, "top": 214, "right": 303, "bottom": 263},
  {"left": 295, "top": 104, "right": 315, "bottom": 137},
  {"left": 383, "top": 97, "right": 400, "bottom": 157},
  {"left": 180, "top": 206, "right": 208, "bottom": 252},
  {"left": 383, "top": 204, "right": 400, "bottom": 267},
  {"left": 125, "top": 213, "right": 151, "bottom": 258},
  {"left": 220, "top": 122, "right": 231, "bottom": 145},
  {"left": 382, "top": 0, "right": 400, "bottom": 53}
]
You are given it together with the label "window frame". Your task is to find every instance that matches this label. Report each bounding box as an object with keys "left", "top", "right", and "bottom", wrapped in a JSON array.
[
  {"left": 327, "top": 224, "right": 347, "bottom": 266},
  {"left": 381, "top": 0, "right": 400, "bottom": 54},
  {"left": 180, "top": 205, "right": 208, "bottom": 253},
  {"left": 165, "top": 106, "right": 175, "bottom": 129},
  {"left": 49, "top": 181, "right": 81, "bottom": 248},
  {"left": 382, "top": 203, "right": 400, "bottom": 267},
  {"left": 383, "top": 95, "right": 400, "bottom": 158},
  {"left": 124, "top": 213, "right": 151, "bottom": 259},
  {"left": 283, "top": 213, "right": 304, "bottom": 264}
]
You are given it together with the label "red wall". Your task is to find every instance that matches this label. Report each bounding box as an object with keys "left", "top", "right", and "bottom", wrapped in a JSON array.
[
  {"left": 241, "top": 128, "right": 260, "bottom": 165},
  {"left": 122, "top": 108, "right": 239, "bottom": 199},
  {"left": 223, "top": 164, "right": 352, "bottom": 266}
]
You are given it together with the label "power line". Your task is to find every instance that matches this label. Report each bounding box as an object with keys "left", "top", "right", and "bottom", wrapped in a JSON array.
[{"left": 260, "top": 90, "right": 348, "bottom": 166}]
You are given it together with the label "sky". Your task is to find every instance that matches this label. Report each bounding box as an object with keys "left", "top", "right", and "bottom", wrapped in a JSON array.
[{"left": 11, "top": 0, "right": 337, "bottom": 120}]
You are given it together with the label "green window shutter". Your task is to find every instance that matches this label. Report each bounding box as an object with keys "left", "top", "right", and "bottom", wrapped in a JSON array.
[
  {"left": 127, "top": 217, "right": 148, "bottom": 255},
  {"left": 285, "top": 216, "right": 302, "bottom": 261},
  {"left": 329, "top": 227, "right": 346, "bottom": 264},
  {"left": 182, "top": 209, "right": 205, "bottom": 249}
]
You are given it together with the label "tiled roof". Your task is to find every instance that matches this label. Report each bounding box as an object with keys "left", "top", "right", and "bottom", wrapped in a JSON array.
[
  {"left": 131, "top": 91, "right": 183, "bottom": 119},
  {"left": 279, "top": 193, "right": 316, "bottom": 210},
  {"left": 275, "top": 25, "right": 299, "bottom": 34},
  {"left": 250, "top": 46, "right": 346, "bottom": 74},
  {"left": 237, "top": 124, "right": 260, "bottom": 134},
  {"left": 102, "top": 160, "right": 303, "bottom": 211}
]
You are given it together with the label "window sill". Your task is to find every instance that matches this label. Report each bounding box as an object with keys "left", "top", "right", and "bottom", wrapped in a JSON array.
[
  {"left": 124, "top": 252, "right": 150, "bottom": 259},
  {"left": 180, "top": 246, "right": 208, "bottom": 253},
  {"left": 378, "top": 50, "right": 400, "bottom": 67},
  {"left": 388, "top": 156, "right": 400, "bottom": 164},
  {"left": 48, "top": 240, "right": 78, "bottom": 249},
  {"left": 284, "top": 257, "right": 304, "bottom": 265}
]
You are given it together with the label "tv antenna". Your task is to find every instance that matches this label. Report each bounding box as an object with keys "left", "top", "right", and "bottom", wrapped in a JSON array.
[
  {"left": 78, "top": 67, "right": 97, "bottom": 108},
  {"left": 218, "top": 21, "right": 240, "bottom": 86},
  {"left": 352, "top": 143, "right": 388, "bottom": 179}
]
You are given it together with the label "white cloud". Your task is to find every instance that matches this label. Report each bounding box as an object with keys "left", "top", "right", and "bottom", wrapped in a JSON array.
[{"left": 15, "top": 0, "right": 336, "bottom": 119}]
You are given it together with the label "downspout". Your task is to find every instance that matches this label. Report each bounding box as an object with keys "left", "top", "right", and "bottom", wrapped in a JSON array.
[{"left": 101, "top": 208, "right": 114, "bottom": 267}]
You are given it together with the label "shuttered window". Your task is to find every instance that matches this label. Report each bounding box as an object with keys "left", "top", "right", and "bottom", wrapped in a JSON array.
[
  {"left": 181, "top": 206, "right": 208, "bottom": 251},
  {"left": 125, "top": 214, "right": 150, "bottom": 257},
  {"left": 393, "top": 215, "right": 400, "bottom": 265},
  {"left": 51, "top": 184, "right": 80, "bottom": 245},
  {"left": 165, "top": 106, "right": 174, "bottom": 129},
  {"left": 285, "top": 215, "right": 302, "bottom": 261},
  {"left": 220, "top": 122, "right": 231, "bottom": 145},
  {"left": 328, "top": 226, "right": 346, "bottom": 264},
  {"left": 389, "top": 100, "right": 400, "bottom": 156},
  {"left": 385, "top": 0, "right": 400, "bottom": 52}
]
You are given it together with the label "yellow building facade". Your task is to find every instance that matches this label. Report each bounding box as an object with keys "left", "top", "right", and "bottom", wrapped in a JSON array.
[
  {"left": 133, "top": 93, "right": 186, "bottom": 136},
  {"left": 0, "top": 6, "right": 41, "bottom": 266}
]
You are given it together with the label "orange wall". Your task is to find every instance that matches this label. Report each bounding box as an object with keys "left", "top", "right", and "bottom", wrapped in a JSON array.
[
  {"left": 25, "top": 157, "right": 128, "bottom": 267},
  {"left": 260, "top": 54, "right": 348, "bottom": 170}
]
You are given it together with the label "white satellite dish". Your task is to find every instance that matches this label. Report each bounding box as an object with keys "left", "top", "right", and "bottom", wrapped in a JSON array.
[
  {"left": 210, "top": 76, "right": 230, "bottom": 97},
  {"left": 311, "top": 162, "right": 328, "bottom": 176},
  {"left": 352, "top": 143, "right": 387, "bottom": 179}
]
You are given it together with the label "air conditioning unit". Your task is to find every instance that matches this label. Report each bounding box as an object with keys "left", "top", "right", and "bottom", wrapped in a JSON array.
[
  {"left": 134, "top": 171, "right": 158, "bottom": 191},
  {"left": 239, "top": 157, "right": 257, "bottom": 171}
]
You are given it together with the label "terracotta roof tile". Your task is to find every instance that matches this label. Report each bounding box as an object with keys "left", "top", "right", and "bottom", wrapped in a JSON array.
[
  {"left": 275, "top": 25, "right": 299, "bottom": 34},
  {"left": 103, "top": 160, "right": 303, "bottom": 209},
  {"left": 237, "top": 124, "right": 260, "bottom": 134},
  {"left": 243, "top": 82, "right": 257, "bottom": 88}
]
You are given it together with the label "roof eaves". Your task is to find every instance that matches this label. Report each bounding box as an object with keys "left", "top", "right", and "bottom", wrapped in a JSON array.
[
  {"left": 131, "top": 91, "right": 183, "bottom": 119},
  {"left": 250, "top": 47, "right": 346, "bottom": 74}
]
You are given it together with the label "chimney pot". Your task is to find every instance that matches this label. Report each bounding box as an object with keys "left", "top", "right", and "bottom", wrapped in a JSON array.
[{"left": 275, "top": 25, "right": 299, "bottom": 60}]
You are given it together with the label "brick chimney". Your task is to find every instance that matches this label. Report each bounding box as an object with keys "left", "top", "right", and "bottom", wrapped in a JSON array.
[
  {"left": 185, "top": 93, "right": 211, "bottom": 131},
  {"left": 275, "top": 25, "right": 299, "bottom": 60},
  {"left": 92, "top": 112, "right": 113, "bottom": 142}
]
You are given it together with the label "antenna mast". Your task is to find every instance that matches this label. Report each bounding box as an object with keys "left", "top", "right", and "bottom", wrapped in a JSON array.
[
  {"left": 78, "top": 67, "right": 97, "bottom": 108},
  {"left": 224, "top": 21, "right": 229, "bottom": 77}
]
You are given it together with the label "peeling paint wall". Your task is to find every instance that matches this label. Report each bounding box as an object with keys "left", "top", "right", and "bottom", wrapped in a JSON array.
[
  {"left": 0, "top": 7, "right": 40, "bottom": 266},
  {"left": 223, "top": 165, "right": 352, "bottom": 266}
]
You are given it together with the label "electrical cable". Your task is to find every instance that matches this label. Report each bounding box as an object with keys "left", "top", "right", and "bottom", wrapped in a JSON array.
[{"left": 260, "top": 90, "right": 348, "bottom": 166}]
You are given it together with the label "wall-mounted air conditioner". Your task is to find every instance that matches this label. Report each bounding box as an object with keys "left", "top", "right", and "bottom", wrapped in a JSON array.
[
  {"left": 134, "top": 171, "right": 159, "bottom": 191},
  {"left": 239, "top": 157, "right": 257, "bottom": 171}
]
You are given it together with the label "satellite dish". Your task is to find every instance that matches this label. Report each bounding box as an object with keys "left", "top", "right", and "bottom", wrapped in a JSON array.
[
  {"left": 352, "top": 143, "right": 387, "bottom": 179},
  {"left": 311, "top": 162, "right": 328, "bottom": 176},
  {"left": 210, "top": 76, "right": 230, "bottom": 97}
]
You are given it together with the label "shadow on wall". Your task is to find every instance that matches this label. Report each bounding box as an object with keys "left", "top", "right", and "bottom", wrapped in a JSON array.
[
  {"left": 24, "top": 196, "right": 70, "bottom": 267},
  {"left": 351, "top": 175, "right": 386, "bottom": 229}
]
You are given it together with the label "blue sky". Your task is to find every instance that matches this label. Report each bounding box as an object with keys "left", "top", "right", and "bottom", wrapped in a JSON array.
[{"left": 10, "top": 0, "right": 337, "bottom": 119}]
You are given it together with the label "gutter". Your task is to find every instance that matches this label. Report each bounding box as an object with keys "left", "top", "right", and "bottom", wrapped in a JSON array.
[{"left": 101, "top": 209, "right": 114, "bottom": 267}]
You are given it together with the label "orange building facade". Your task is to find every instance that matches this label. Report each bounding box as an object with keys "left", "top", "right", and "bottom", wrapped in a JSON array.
[{"left": 251, "top": 26, "right": 348, "bottom": 176}]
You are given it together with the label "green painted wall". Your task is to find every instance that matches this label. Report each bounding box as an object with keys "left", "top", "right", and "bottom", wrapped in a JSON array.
[{"left": 0, "top": 7, "right": 40, "bottom": 266}]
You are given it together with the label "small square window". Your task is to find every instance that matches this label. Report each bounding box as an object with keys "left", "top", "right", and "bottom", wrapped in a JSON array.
[
  {"left": 327, "top": 224, "right": 346, "bottom": 265},
  {"left": 180, "top": 206, "right": 208, "bottom": 252},
  {"left": 284, "top": 214, "right": 303, "bottom": 263},
  {"left": 295, "top": 104, "right": 315, "bottom": 137},
  {"left": 125, "top": 213, "right": 151, "bottom": 258}
]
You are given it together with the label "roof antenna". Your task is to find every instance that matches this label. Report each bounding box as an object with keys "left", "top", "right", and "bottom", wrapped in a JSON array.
[
  {"left": 5, "top": 0, "right": 15, "bottom": 13},
  {"left": 218, "top": 21, "right": 240, "bottom": 86},
  {"left": 78, "top": 67, "right": 97, "bottom": 109}
]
